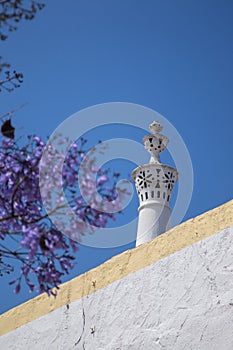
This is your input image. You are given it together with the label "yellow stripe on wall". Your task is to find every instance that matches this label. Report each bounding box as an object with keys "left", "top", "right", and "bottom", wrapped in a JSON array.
[{"left": 0, "top": 199, "right": 233, "bottom": 336}]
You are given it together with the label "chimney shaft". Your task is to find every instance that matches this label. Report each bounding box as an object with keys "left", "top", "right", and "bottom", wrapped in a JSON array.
[{"left": 132, "top": 121, "right": 178, "bottom": 246}]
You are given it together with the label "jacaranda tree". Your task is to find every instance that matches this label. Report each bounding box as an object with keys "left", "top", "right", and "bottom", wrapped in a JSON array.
[
  {"left": 0, "top": 1, "right": 127, "bottom": 296},
  {"left": 0, "top": 132, "right": 125, "bottom": 295}
]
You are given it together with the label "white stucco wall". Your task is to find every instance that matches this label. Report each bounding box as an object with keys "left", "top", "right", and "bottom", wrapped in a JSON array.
[{"left": 1, "top": 225, "right": 233, "bottom": 350}]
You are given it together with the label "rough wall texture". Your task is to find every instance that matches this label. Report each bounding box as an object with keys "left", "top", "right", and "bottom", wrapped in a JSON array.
[
  {"left": 1, "top": 226, "right": 233, "bottom": 350},
  {"left": 1, "top": 199, "right": 233, "bottom": 337}
]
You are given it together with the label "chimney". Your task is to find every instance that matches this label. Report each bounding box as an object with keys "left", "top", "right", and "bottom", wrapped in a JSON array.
[{"left": 132, "top": 121, "right": 178, "bottom": 247}]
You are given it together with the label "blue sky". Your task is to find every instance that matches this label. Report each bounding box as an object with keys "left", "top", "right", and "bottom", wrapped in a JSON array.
[{"left": 1, "top": 0, "right": 233, "bottom": 313}]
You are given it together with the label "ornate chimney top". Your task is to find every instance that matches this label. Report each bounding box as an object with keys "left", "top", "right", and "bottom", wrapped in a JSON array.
[
  {"left": 142, "top": 120, "right": 169, "bottom": 164},
  {"left": 132, "top": 120, "right": 178, "bottom": 246}
]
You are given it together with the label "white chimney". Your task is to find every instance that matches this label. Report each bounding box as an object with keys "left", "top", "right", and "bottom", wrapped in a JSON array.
[{"left": 132, "top": 121, "right": 178, "bottom": 247}]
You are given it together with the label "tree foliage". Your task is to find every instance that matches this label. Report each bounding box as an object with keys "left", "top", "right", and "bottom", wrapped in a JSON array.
[
  {"left": 0, "top": 0, "right": 45, "bottom": 40},
  {"left": 0, "top": 133, "right": 125, "bottom": 295},
  {"left": 0, "top": 0, "right": 45, "bottom": 91},
  {"left": 0, "top": 1, "right": 127, "bottom": 296},
  {"left": 0, "top": 56, "right": 23, "bottom": 92}
]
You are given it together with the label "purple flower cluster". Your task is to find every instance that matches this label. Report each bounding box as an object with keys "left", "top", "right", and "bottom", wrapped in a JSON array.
[{"left": 0, "top": 135, "right": 126, "bottom": 295}]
